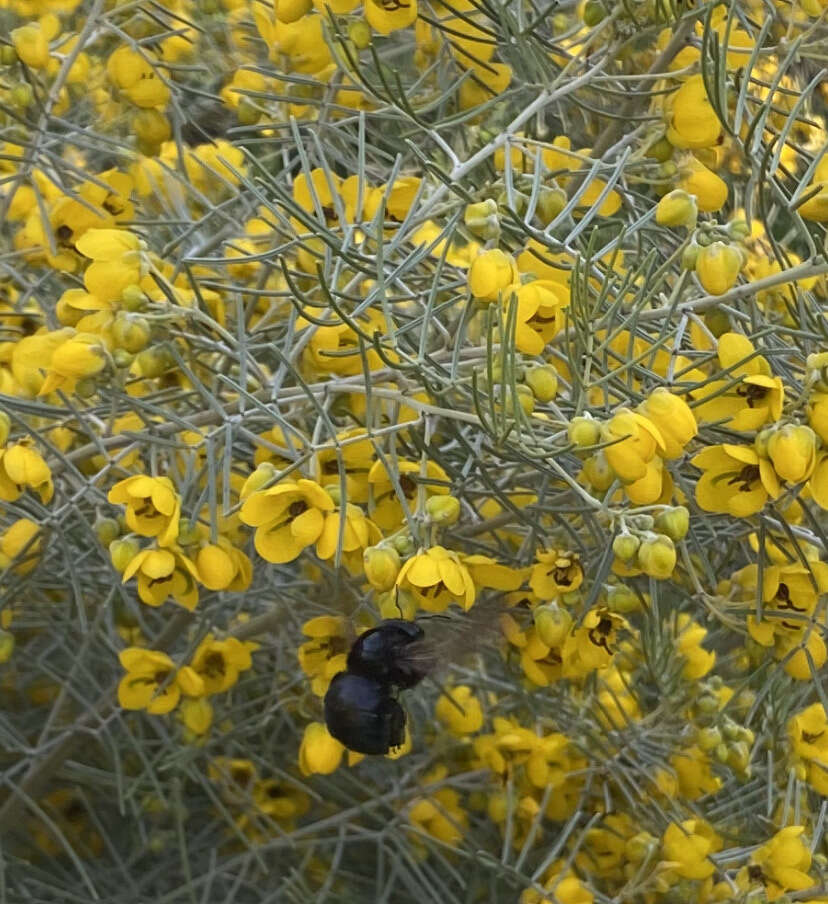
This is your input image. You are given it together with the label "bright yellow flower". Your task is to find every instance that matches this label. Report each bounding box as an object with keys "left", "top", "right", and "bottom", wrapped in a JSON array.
[
  {"left": 118, "top": 648, "right": 204, "bottom": 714},
  {"left": 661, "top": 819, "right": 722, "bottom": 880},
  {"left": 655, "top": 189, "right": 698, "bottom": 228},
  {"left": 315, "top": 502, "right": 378, "bottom": 563},
  {"left": 196, "top": 539, "right": 252, "bottom": 591},
  {"left": 396, "top": 546, "right": 476, "bottom": 612},
  {"left": 745, "top": 826, "right": 815, "bottom": 901},
  {"left": 602, "top": 410, "right": 665, "bottom": 483},
  {"left": 667, "top": 75, "right": 722, "bottom": 149},
  {"left": 39, "top": 332, "right": 107, "bottom": 395},
  {"left": 367, "top": 458, "right": 449, "bottom": 530},
  {"left": 190, "top": 634, "right": 257, "bottom": 695},
  {"left": 297, "top": 615, "right": 349, "bottom": 696},
  {"left": 561, "top": 608, "right": 628, "bottom": 678},
  {"left": 671, "top": 745, "right": 722, "bottom": 799},
  {"left": 514, "top": 279, "right": 570, "bottom": 354},
  {"left": 693, "top": 444, "right": 780, "bottom": 517},
  {"left": 122, "top": 546, "right": 201, "bottom": 611},
  {"left": 530, "top": 548, "right": 583, "bottom": 599},
  {"left": 0, "top": 441, "right": 53, "bottom": 503},
  {"left": 677, "top": 155, "right": 728, "bottom": 212},
  {"left": 695, "top": 241, "right": 743, "bottom": 295},
  {"left": 108, "top": 475, "right": 181, "bottom": 546},
  {"left": 106, "top": 46, "right": 170, "bottom": 108},
  {"left": 435, "top": 686, "right": 484, "bottom": 735},
  {"left": 767, "top": 425, "right": 817, "bottom": 483},
  {"left": 1, "top": 518, "right": 41, "bottom": 575},
  {"left": 467, "top": 249, "right": 520, "bottom": 302},
  {"left": 638, "top": 388, "right": 697, "bottom": 459},
  {"left": 409, "top": 787, "right": 468, "bottom": 847},
  {"left": 298, "top": 721, "right": 344, "bottom": 776},
  {"left": 676, "top": 614, "right": 715, "bottom": 679},
  {"left": 239, "top": 479, "right": 334, "bottom": 564}
]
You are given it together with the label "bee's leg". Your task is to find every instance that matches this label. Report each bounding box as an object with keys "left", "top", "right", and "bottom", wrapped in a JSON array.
[{"left": 386, "top": 699, "right": 407, "bottom": 750}]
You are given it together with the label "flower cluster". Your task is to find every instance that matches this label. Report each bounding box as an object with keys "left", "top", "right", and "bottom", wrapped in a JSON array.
[{"left": 3, "top": 0, "right": 828, "bottom": 900}]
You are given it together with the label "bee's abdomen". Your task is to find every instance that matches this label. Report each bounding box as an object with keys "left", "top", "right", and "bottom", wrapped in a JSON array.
[{"left": 324, "top": 672, "right": 406, "bottom": 755}]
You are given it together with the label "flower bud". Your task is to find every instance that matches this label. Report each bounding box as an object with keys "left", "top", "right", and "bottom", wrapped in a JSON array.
[
  {"left": 625, "top": 831, "right": 658, "bottom": 863},
  {"left": 697, "top": 726, "right": 722, "bottom": 751},
  {"left": 110, "top": 538, "right": 140, "bottom": 573},
  {"left": 11, "top": 83, "right": 33, "bottom": 109},
  {"left": 464, "top": 199, "right": 500, "bottom": 241},
  {"left": 348, "top": 20, "right": 372, "bottom": 49},
  {"left": 121, "top": 285, "right": 147, "bottom": 311},
  {"left": 703, "top": 306, "right": 731, "bottom": 337},
  {"left": 568, "top": 415, "right": 601, "bottom": 448},
  {"left": 176, "top": 518, "right": 201, "bottom": 547},
  {"left": 715, "top": 743, "right": 729, "bottom": 763},
  {"left": 727, "top": 218, "right": 750, "bottom": 240},
  {"left": 728, "top": 740, "right": 751, "bottom": 773},
  {"left": 0, "top": 411, "right": 10, "bottom": 446},
  {"left": 112, "top": 313, "right": 151, "bottom": 354},
  {"left": 132, "top": 109, "right": 171, "bottom": 145},
  {"left": 681, "top": 241, "right": 700, "bottom": 270},
  {"left": 767, "top": 424, "right": 817, "bottom": 483},
  {"left": 112, "top": 348, "right": 134, "bottom": 369},
  {"left": 656, "top": 189, "right": 698, "bottom": 228},
  {"left": 535, "top": 187, "right": 567, "bottom": 225},
  {"left": 11, "top": 25, "right": 50, "bottom": 69},
  {"left": 612, "top": 532, "right": 640, "bottom": 562},
  {"left": 363, "top": 545, "right": 401, "bottom": 591},
  {"left": 636, "top": 534, "right": 676, "bottom": 580},
  {"left": 240, "top": 462, "right": 276, "bottom": 499},
  {"left": 582, "top": 0, "right": 607, "bottom": 25},
  {"left": 534, "top": 603, "right": 572, "bottom": 647},
  {"left": 467, "top": 249, "right": 519, "bottom": 302},
  {"left": 426, "top": 494, "right": 461, "bottom": 526},
  {"left": 525, "top": 364, "right": 558, "bottom": 402},
  {"left": 392, "top": 533, "right": 415, "bottom": 556},
  {"left": 646, "top": 137, "right": 673, "bottom": 162},
  {"left": 95, "top": 516, "right": 120, "bottom": 546},
  {"left": 695, "top": 241, "right": 742, "bottom": 295},
  {"left": 654, "top": 506, "right": 690, "bottom": 542},
  {"left": 607, "top": 583, "right": 641, "bottom": 613},
  {"left": 0, "top": 630, "right": 14, "bottom": 663},
  {"left": 135, "top": 347, "right": 171, "bottom": 378},
  {"left": 581, "top": 451, "right": 614, "bottom": 491}
]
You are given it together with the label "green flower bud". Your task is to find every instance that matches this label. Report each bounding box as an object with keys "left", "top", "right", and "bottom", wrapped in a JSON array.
[
  {"left": 525, "top": 364, "right": 559, "bottom": 402},
  {"left": 645, "top": 137, "right": 673, "bottom": 162},
  {"left": 426, "top": 494, "right": 461, "bottom": 526},
  {"left": 135, "top": 347, "right": 172, "bottom": 379},
  {"left": 95, "top": 516, "right": 120, "bottom": 546},
  {"left": 176, "top": 518, "right": 201, "bottom": 547},
  {"left": 112, "top": 348, "right": 134, "bottom": 369},
  {"left": 612, "top": 532, "right": 641, "bottom": 561},
  {"left": 349, "top": 20, "right": 372, "bottom": 49},
  {"left": 656, "top": 189, "right": 698, "bottom": 229},
  {"left": 703, "top": 306, "right": 731, "bottom": 337},
  {"left": 654, "top": 505, "right": 690, "bottom": 541},
  {"left": 728, "top": 740, "right": 751, "bottom": 772},
  {"left": 568, "top": 415, "right": 601, "bottom": 448},
  {"left": 636, "top": 534, "right": 676, "bottom": 580},
  {"left": 535, "top": 187, "right": 567, "bottom": 225},
  {"left": 681, "top": 241, "right": 700, "bottom": 270},
  {"left": 727, "top": 218, "right": 750, "bottom": 240},
  {"left": 121, "top": 284, "right": 147, "bottom": 311},
  {"left": 697, "top": 726, "right": 722, "bottom": 751},
  {"left": 534, "top": 603, "right": 572, "bottom": 647},
  {"left": 582, "top": 0, "right": 606, "bottom": 25},
  {"left": 392, "top": 533, "right": 415, "bottom": 556},
  {"left": 464, "top": 199, "right": 500, "bottom": 241},
  {"left": 607, "top": 583, "right": 641, "bottom": 613},
  {"left": 110, "top": 538, "right": 140, "bottom": 573},
  {"left": 112, "top": 313, "right": 151, "bottom": 354},
  {"left": 715, "top": 742, "right": 729, "bottom": 763},
  {"left": 363, "top": 545, "right": 401, "bottom": 591}
]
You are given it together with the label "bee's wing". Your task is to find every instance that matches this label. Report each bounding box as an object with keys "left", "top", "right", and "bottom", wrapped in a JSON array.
[{"left": 398, "top": 596, "right": 505, "bottom": 677}]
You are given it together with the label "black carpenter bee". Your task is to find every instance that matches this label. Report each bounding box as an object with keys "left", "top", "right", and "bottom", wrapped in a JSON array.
[
  {"left": 324, "top": 619, "right": 433, "bottom": 755},
  {"left": 323, "top": 607, "right": 499, "bottom": 755}
]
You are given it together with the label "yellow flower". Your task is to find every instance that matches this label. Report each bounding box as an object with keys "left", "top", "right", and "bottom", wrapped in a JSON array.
[
  {"left": 661, "top": 819, "right": 721, "bottom": 880},
  {"left": 435, "top": 686, "right": 484, "bottom": 735},
  {"left": 11, "top": 24, "right": 50, "bottom": 69},
  {"left": 671, "top": 745, "right": 721, "bottom": 799},
  {"left": 530, "top": 549, "right": 583, "bottom": 599},
  {"left": 561, "top": 608, "right": 628, "bottom": 678},
  {"left": 676, "top": 615, "right": 715, "bottom": 679},
  {"left": 798, "top": 156, "right": 828, "bottom": 222},
  {"left": 396, "top": 546, "right": 476, "bottom": 612},
  {"left": 367, "top": 458, "right": 449, "bottom": 529},
  {"left": 514, "top": 279, "right": 570, "bottom": 354},
  {"left": 677, "top": 155, "right": 729, "bottom": 212},
  {"left": 1, "top": 518, "right": 41, "bottom": 575},
  {"left": 363, "top": 545, "right": 402, "bottom": 591},
  {"left": 655, "top": 189, "right": 698, "bottom": 228},
  {"left": 521, "top": 864, "right": 594, "bottom": 904},
  {"left": 190, "top": 634, "right": 256, "bottom": 694},
  {"left": 778, "top": 630, "right": 827, "bottom": 681},
  {"left": 767, "top": 425, "right": 817, "bottom": 483},
  {"left": 122, "top": 546, "right": 201, "bottom": 611},
  {"left": 467, "top": 249, "right": 520, "bottom": 302},
  {"left": 693, "top": 444, "right": 780, "bottom": 517},
  {"left": 695, "top": 241, "right": 742, "bottom": 295},
  {"left": 240, "top": 478, "right": 334, "bottom": 564},
  {"left": 746, "top": 826, "right": 815, "bottom": 901},
  {"left": 0, "top": 441, "right": 53, "bottom": 503},
  {"left": 638, "top": 388, "right": 697, "bottom": 459},
  {"left": 364, "top": 0, "right": 417, "bottom": 32},
  {"left": 298, "top": 721, "right": 344, "bottom": 776},
  {"left": 602, "top": 410, "right": 665, "bottom": 483},
  {"left": 692, "top": 332, "right": 784, "bottom": 431},
  {"left": 409, "top": 787, "right": 468, "bottom": 847},
  {"left": 196, "top": 539, "right": 252, "bottom": 591},
  {"left": 746, "top": 560, "right": 828, "bottom": 645},
  {"left": 108, "top": 475, "right": 181, "bottom": 546},
  {"left": 118, "top": 648, "right": 204, "bottom": 714},
  {"left": 179, "top": 698, "right": 213, "bottom": 736},
  {"left": 106, "top": 46, "right": 170, "bottom": 108},
  {"left": 297, "top": 615, "right": 349, "bottom": 696},
  {"left": 666, "top": 75, "right": 722, "bottom": 149},
  {"left": 39, "top": 332, "right": 107, "bottom": 395},
  {"left": 637, "top": 534, "right": 676, "bottom": 580}
]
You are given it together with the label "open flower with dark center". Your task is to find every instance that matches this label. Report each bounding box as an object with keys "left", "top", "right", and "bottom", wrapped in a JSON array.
[
  {"left": 693, "top": 444, "right": 780, "bottom": 517},
  {"left": 298, "top": 615, "right": 350, "bottom": 696},
  {"left": 108, "top": 474, "right": 181, "bottom": 546},
  {"left": 739, "top": 826, "right": 815, "bottom": 901},
  {"left": 239, "top": 478, "right": 334, "bottom": 564},
  {"left": 746, "top": 561, "right": 828, "bottom": 646},
  {"left": 122, "top": 545, "right": 201, "bottom": 611},
  {"left": 396, "top": 545, "right": 476, "bottom": 612},
  {"left": 117, "top": 647, "right": 204, "bottom": 714},
  {"left": 367, "top": 458, "right": 450, "bottom": 530},
  {"left": 191, "top": 634, "right": 257, "bottom": 695},
  {"left": 530, "top": 548, "right": 583, "bottom": 600},
  {"left": 561, "top": 608, "right": 629, "bottom": 678}
]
